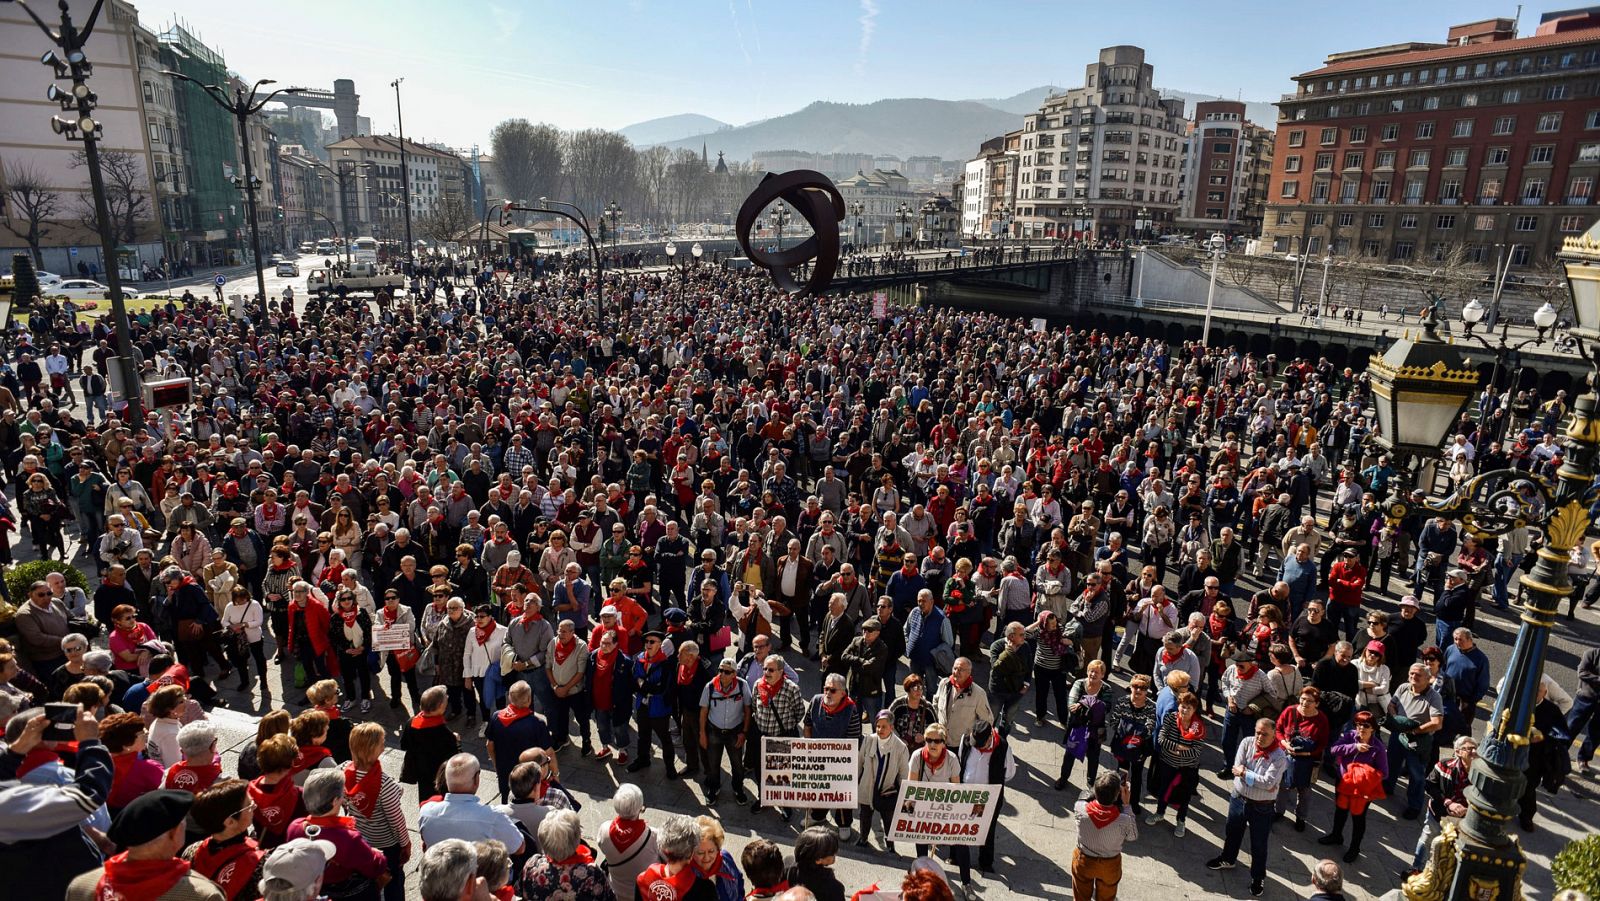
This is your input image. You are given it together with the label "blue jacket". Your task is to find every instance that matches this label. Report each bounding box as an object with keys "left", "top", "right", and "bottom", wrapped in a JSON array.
[
  {"left": 1280, "top": 556, "right": 1318, "bottom": 607},
  {"left": 906, "top": 606, "right": 950, "bottom": 668},
  {"left": 885, "top": 569, "right": 927, "bottom": 619},
  {"left": 1445, "top": 644, "right": 1491, "bottom": 706},
  {"left": 634, "top": 654, "right": 674, "bottom": 718}
]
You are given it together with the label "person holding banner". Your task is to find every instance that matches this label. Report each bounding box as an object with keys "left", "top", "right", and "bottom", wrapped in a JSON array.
[
  {"left": 855, "top": 710, "right": 909, "bottom": 853},
  {"left": 802, "top": 673, "right": 862, "bottom": 834},
  {"left": 747, "top": 652, "right": 804, "bottom": 820},
  {"left": 956, "top": 720, "right": 1015, "bottom": 874},
  {"left": 906, "top": 722, "right": 972, "bottom": 890}
]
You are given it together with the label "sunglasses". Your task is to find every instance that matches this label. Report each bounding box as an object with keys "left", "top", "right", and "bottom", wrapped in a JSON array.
[{"left": 925, "top": 738, "right": 945, "bottom": 745}]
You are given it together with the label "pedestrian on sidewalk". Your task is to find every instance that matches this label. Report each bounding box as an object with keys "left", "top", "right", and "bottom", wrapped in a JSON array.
[{"left": 1206, "top": 717, "right": 1288, "bottom": 897}]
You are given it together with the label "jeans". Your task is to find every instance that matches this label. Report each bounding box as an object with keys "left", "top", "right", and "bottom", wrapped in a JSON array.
[
  {"left": 1220, "top": 795, "right": 1276, "bottom": 884},
  {"left": 1492, "top": 556, "right": 1517, "bottom": 606},
  {"left": 1435, "top": 619, "right": 1461, "bottom": 651},
  {"left": 1567, "top": 695, "right": 1600, "bottom": 762},
  {"left": 992, "top": 690, "right": 1024, "bottom": 736},
  {"left": 341, "top": 651, "right": 372, "bottom": 700},
  {"left": 1387, "top": 731, "right": 1428, "bottom": 813},
  {"left": 635, "top": 713, "right": 675, "bottom": 770},
  {"left": 595, "top": 707, "right": 630, "bottom": 750},
  {"left": 703, "top": 725, "right": 746, "bottom": 794},
  {"left": 1036, "top": 666, "right": 1070, "bottom": 722},
  {"left": 551, "top": 692, "right": 593, "bottom": 747},
  {"left": 1333, "top": 604, "right": 1361, "bottom": 642},
  {"left": 1219, "top": 710, "right": 1247, "bottom": 767}
]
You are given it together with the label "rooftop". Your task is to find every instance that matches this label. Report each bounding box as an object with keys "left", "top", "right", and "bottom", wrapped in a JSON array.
[{"left": 1297, "top": 12, "right": 1600, "bottom": 79}]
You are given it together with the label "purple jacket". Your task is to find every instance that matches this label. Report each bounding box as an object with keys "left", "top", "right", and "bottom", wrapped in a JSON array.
[
  {"left": 287, "top": 815, "right": 388, "bottom": 884},
  {"left": 1328, "top": 729, "right": 1389, "bottom": 781}
]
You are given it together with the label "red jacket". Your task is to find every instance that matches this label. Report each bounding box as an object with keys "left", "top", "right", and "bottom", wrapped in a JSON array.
[
  {"left": 287, "top": 597, "right": 332, "bottom": 656},
  {"left": 1328, "top": 559, "right": 1367, "bottom": 609}
]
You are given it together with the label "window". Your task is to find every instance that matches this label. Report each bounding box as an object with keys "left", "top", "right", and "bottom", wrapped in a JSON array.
[
  {"left": 1480, "top": 177, "right": 1502, "bottom": 201},
  {"left": 1503, "top": 87, "right": 1521, "bottom": 102},
  {"left": 1208, "top": 175, "right": 1228, "bottom": 185},
  {"left": 1511, "top": 245, "right": 1531, "bottom": 265},
  {"left": 1570, "top": 176, "right": 1594, "bottom": 200},
  {"left": 1212, "top": 142, "right": 1233, "bottom": 154},
  {"left": 1315, "top": 152, "right": 1334, "bottom": 170},
  {"left": 1284, "top": 156, "right": 1303, "bottom": 172},
  {"left": 1350, "top": 125, "right": 1367, "bottom": 143},
  {"left": 1452, "top": 119, "right": 1474, "bottom": 138},
  {"left": 1393, "top": 240, "right": 1415, "bottom": 259},
  {"left": 1445, "top": 148, "right": 1469, "bottom": 166},
  {"left": 1549, "top": 85, "right": 1569, "bottom": 101},
  {"left": 1514, "top": 215, "right": 1538, "bottom": 231},
  {"left": 1581, "top": 144, "right": 1600, "bottom": 162},
  {"left": 1340, "top": 181, "right": 1359, "bottom": 202},
  {"left": 1367, "top": 213, "right": 1387, "bottom": 227},
  {"left": 1529, "top": 145, "right": 1555, "bottom": 164},
  {"left": 1307, "top": 236, "right": 1323, "bottom": 253},
  {"left": 1375, "top": 150, "right": 1397, "bottom": 169},
  {"left": 1211, "top": 158, "right": 1231, "bottom": 170},
  {"left": 1362, "top": 239, "right": 1382, "bottom": 256},
  {"left": 1320, "top": 127, "right": 1338, "bottom": 145},
  {"left": 1382, "top": 123, "right": 1399, "bottom": 141},
  {"left": 147, "top": 122, "right": 161, "bottom": 142},
  {"left": 1399, "top": 213, "right": 1419, "bottom": 228},
  {"left": 1538, "top": 112, "right": 1563, "bottom": 132},
  {"left": 142, "top": 81, "right": 153, "bottom": 102},
  {"left": 1462, "top": 93, "right": 1478, "bottom": 107},
  {"left": 1588, "top": 110, "right": 1600, "bottom": 130},
  {"left": 1275, "top": 211, "right": 1294, "bottom": 226},
  {"left": 1287, "top": 130, "right": 1305, "bottom": 147},
  {"left": 1424, "top": 96, "right": 1441, "bottom": 111},
  {"left": 1408, "top": 149, "right": 1432, "bottom": 168},
  {"left": 1281, "top": 181, "right": 1300, "bottom": 198},
  {"left": 1493, "top": 116, "right": 1516, "bottom": 135},
  {"left": 1486, "top": 147, "right": 1510, "bottom": 165},
  {"left": 1523, "top": 178, "right": 1546, "bottom": 200},
  {"left": 1474, "top": 215, "right": 1495, "bottom": 230},
  {"left": 1343, "top": 151, "right": 1364, "bottom": 169},
  {"left": 1371, "top": 179, "right": 1391, "bottom": 200},
  {"left": 1441, "top": 179, "right": 1463, "bottom": 200},
  {"left": 1416, "top": 122, "right": 1435, "bottom": 138},
  {"left": 1435, "top": 214, "right": 1457, "bottom": 229},
  {"left": 1562, "top": 214, "right": 1586, "bottom": 232},
  {"left": 1312, "top": 181, "right": 1330, "bottom": 200},
  {"left": 1337, "top": 212, "right": 1355, "bottom": 227}
]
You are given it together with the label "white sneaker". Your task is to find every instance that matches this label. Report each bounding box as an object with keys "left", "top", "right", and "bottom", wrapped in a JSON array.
[{"left": 1144, "top": 812, "right": 1162, "bottom": 826}]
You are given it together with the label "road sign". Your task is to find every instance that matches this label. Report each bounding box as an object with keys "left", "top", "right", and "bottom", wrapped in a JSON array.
[
  {"left": 872, "top": 292, "right": 887, "bottom": 320},
  {"left": 69, "top": 247, "right": 78, "bottom": 256},
  {"left": 214, "top": 275, "right": 227, "bottom": 287}
]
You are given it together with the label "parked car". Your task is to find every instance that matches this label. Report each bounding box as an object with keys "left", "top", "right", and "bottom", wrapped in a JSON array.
[
  {"left": 275, "top": 261, "right": 299, "bottom": 277},
  {"left": 47, "top": 279, "right": 122, "bottom": 300}
]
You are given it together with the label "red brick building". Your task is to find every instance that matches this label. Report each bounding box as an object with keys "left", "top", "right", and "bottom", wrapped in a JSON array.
[{"left": 1264, "top": 11, "right": 1600, "bottom": 268}]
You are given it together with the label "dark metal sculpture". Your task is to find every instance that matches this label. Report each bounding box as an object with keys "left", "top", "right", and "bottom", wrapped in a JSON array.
[{"left": 736, "top": 170, "right": 844, "bottom": 297}]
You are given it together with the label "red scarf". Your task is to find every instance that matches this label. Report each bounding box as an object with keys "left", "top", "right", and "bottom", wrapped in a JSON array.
[
  {"left": 553, "top": 635, "right": 579, "bottom": 665},
  {"left": 247, "top": 776, "right": 300, "bottom": 834},
  {"left": 1178, "top": 715, "right": 1206, "bottom": 742},
  {"left": 1253, "top": 739, "right": 1279, "bottom": 760},
  {"left": 1160, "top": 648, "right": 1181, "bottom": 666},
  {"left": 339, "top": 606, "right": 360, "bottom": 628},
  {"left": 317, "top": 704, "right": 342, "bottom": 722},
  {"left": 822, "top": 694, "right": 853, "bottom": 717},
  {"left": 95, "top": 853, "right": 192, "bottom": 901},
  {"left": 920, "top": 746, "right": 947, "bottom": 772},
  {"left": 343, "top": 761, "right": 383, "bottom": 818},
  {"left": 756, "top": 674, "right": 786, "bottom": 706},
  {"left": 114, "top": 617, "right": 140, "bottom": 635},
  {"left": 639, "top": 862, "right": 698, "bottom": 901},
  {"left": 677, "top": 662, "right": 698, "bottom": 686},
  {"left": 382, "top": 605, "right": 399, "bottom": 625},
  {"left": 410, "top": 713, "right": 447, "bottom": 730},
  {"left": 751, "top": 882, "right": 792, "bottom": 898},
  {"left": 165, "top": 758, "right": 223, "bottom": 793},
  {"left": 1236, "top": 662, "right": 1259, "bottom": 681},
  {"left": 475, "top": 621, "right": 495, "bottom": 646},
  {"left": 1208, "top": 613, "right": 1228, "bottom": 639},
  {"left": 492, "top": 886, "right": 515, "bottom": 901},
  {"left": 190, "top": 836, "right": 264, "bottom": 901},
  {"left": 496, "top": 704, "right": 534, "bottom": 727},
  {"left": 948, "top": 673, "right": 972, "bottom": 695},
  {"left": 290, "top": 744, "right": 333, "bottom": 775},
  {"left": 1084, "top": 800, "right": 1121, "bottom": 829},
  {"left": 520, "top": 606, "right": 544, "bottom": 624},
  {"left": 554, "top": 845, "right": 596, "bottom": 867},
  {"left": 609, "top": 817, "right": 648, "bottom": 851},
  {"left": 15, "top": 747, "right": 59, "bottom": 778}
]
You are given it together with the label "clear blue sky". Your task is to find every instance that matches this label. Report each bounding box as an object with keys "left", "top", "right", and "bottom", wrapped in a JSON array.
[{"left": 132, "top": 0, "right": 1526, "bottom": 148}]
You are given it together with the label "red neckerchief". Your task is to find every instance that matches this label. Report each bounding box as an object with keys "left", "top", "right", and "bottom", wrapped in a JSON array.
[
  {"left": 343, "top": 761, "right": 383, "bottom": 818},
  {"left": 1160, "top": 648, "right": 1180, "bottom": 666},
  {"left": 496, "top": 704, "right": 534, "bottom": 727},
  {"left": 475, "top": 622, "right": 495, "bottom": 646},
  {"left": 165, "top": 757, "right": 223, "bottom": 793},
  {"left": 1208, "top": 613, "right": 1228, "bottom": 639},
  {"left": 95, "top": 852, "right": 192, "bottom": 900},
  {"left": 1236, "top": 662, "right": 1259, "bottom": 681},
  {"left": 641, "top": 649, "right": 667, "bottom": 668},
  {"left": 247, "top": 776, "right": 300, "bottom": 833},
  {"left": 1253, "top": 739, "right": 1279, "bottom": 760},
  {"left": 677, "top": 662, "right": 698, "bottom": 686},
  {"left": 594, "top": 647, "right": 619, "bottom": 675},
  {"left": 15, "top": 747, "right": 59, "bottom": 778},
  {"left": 190, "top": 835, "right": 263, "bottom": 900},
  {"left": 920, "top": 746, "right": 947, "bottom": 771},
  {"left": 756, "top": 674, "right": 786, "bottom": 706},
  {"left": 1178, "top": 715, "right": 1206, "bottom": 741},
  {"left": 948, "top": 673, "right": 972, "bottom": 695},
  {"left": 114, "top": 618, "right": 140, "bottom": 635},
  {"left": 751, "top": 881, "right": 792, "bottom": 898},
  {"left": 339, "top": 607, "right": 359, "bottom": 628},
  {"left": 977, "top": 730, "right": 1000, "bottom": 755},
  {"left": 822, "top": 694, "right": 853, "bottom": 717},
  {"left": 410, "top": 712, "right": 447, "bottom": 729},
  {"left": 554, "top": 845, "right": 596, "bottom": 867},
  {"left": 553, "top": 635, "right": 579, "bottom": 665},
  {"left": 520, "top": 606, "right": 544, "bottom": 624},
  {"left": 639, "top": 861, "right": 697, "bottom": 901},
  {"left": 382, "top": 606, "right": 400, "bottom": 625},
  {"left": 290, "top": 744, "right": 332, "bottom": 775},
  {"left": 492, "top": 886, "right": 515, "bottom": 901},
  {"left": 317, "top": 704, "right": 342, "bottom": 722},
  {"left": 610, "top": 817, "right": 648, "bottom": 851},
  {"left": 1084, "top": 800, "right": 1121, "bottom": 829}
]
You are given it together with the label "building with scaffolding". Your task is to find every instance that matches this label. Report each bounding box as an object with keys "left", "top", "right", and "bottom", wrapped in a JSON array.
[{"left": 159, "top": 22, "right": 244, "bottom": 266}]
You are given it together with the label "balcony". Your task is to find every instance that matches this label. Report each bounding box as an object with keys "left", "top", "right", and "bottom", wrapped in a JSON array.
[
  {"left": 1520, "top": 196, "right": 1545, "bottom": 205},
  {"left": 1440, "top": 198, "right": 1458, "bottom": 205},
  {"left": 1568, "top": 196, "right": 1592, "bottom": 205}
]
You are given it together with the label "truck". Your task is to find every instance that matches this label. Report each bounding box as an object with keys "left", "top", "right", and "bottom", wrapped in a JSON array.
[{"left": 305, "top": 262, "right": 405, "bottom": 294}]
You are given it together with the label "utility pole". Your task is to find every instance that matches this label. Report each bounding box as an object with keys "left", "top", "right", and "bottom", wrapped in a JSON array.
[
  {"left": 392, "top": 78, "right": 414, "bottom": 270},
  {"left": 16, "top": 0, "right": 145, "bottom": 423}
]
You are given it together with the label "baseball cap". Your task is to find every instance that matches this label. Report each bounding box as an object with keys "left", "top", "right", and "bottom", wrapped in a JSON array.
[{"left": 262, "top": 838, "right": 338, "bottom": 895}]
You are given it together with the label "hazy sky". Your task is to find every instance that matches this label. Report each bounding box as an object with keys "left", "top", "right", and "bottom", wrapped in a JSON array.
[{"left": 131, "top": 0, "right": 1524, "bottom": 148}]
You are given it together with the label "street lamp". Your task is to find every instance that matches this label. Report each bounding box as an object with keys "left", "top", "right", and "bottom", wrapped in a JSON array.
[
  {"left": 1201, "top": 232, "right": 1227, "bottom": 346},
  {"left": 1076, "top": 204, "right": 1092, "bottom": 243},
  {"left": 664, "top": 240, "right": 677, "bottom": 273},
  {"left": 1135, "top": 206, "right": 1151, "bottom": 243},
  {"left": 921, "top": 199, "right": 941, "bottom": 249},
  {"left": 16, "top": 0, "right": 143, "bottom": 421},
  {"left": 162, "top": 69, "right": 302, "bottom": 316},
  {"left": 691, "top": 242, "right": 703, "bottom": 266},
  {"left": 895, "top": 202, "right": 912, "bottom": 246},
  {"left": 849, "top": 200, "right": 864, "bottom": 247},
  {"left": 604, "top": 201, "right": 623, "bottom": 253},
  {"left": 1461, "top": 298, "right": 1559, "bottom": 442},
  {"left": 770, "top": 204, "right": 792, "bottom": 250}
]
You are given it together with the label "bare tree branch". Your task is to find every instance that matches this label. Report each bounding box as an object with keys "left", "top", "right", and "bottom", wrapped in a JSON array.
[{"left": 2, "top": 162, "right": 61, "bottom": 267}]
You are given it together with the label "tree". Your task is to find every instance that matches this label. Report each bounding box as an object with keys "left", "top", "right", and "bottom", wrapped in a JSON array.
[
  {"left": 564, "top": 128, "right": 637, "bottom": 224},
  {"left": 69, "top": 149, "right": 151, "bottom": 244},
  {"left": 1415, "top": 243, "right": 1490, "bottom": 319},
  {"left": 10, "top": 253, "right": 41, "bottom": 308},
  {"left": 419, "top": 195, "right": 475, "bottom": 244},
  {"left": 1259, "top": 257, "right": 1296, "bottom": 306},
  {"left": 635, "top": 146, "right": 672, "bottom": 225},
  {"left": 489, "top": 119, "right": 564, "bottom": 215},
  {"left": 2, "top": 162, "right": 61, "bottom": 267}
]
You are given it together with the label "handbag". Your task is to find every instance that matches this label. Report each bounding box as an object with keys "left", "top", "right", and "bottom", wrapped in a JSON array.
[
  {"left": 931, "top": 642, "right": 955, "bottom": 677},
  {"left": 1065, "top": 725, "right": 1091, "bottom": 760},
  {"left": 394, "top": 645, "right": 422, "bottom": 672},
  {"left": 708, "top": 625, "right": 732, "bottom": 653}
]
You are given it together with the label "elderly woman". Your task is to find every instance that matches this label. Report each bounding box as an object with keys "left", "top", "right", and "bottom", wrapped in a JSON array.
[
  {"left": 598, "top": 783, "right": 658, "bottom": 901},
  {"left": 786, "top": 825, "right": 846, "bottom": 901},
  {"left": 287, "top": 769, "right": 391, "bottom": 899},
  {"left": 202, "top": 548, "right": 239, "bottom": 617},
  {"left": 19, "top": 470, "right": 68, "bottom": 560},
  {"left": 520, "top": 809, "right": 613, "bottom": 901},
  {"left": 48, "top": 631, "right": 91, "bottom": 700},
  {"left": 429, "top": 596, "right": 474, "bottom": 721},
  {"left": 346, "top": 721, "right": 411, "bottom": 901},
  {"left": 106, "top": 603, "right": 158, "bottom": 674},
  {"left": 636, "top": 814, "right": 715, "bottom": 901},
  {"left": 693, "top": 816, "right": 745, "bottom": 901}
]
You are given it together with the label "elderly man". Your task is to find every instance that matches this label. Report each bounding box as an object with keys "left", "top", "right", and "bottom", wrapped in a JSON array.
[
  {"left": 1444, "top": 628, "right": 1492, "bottom": 728},
  {"left": 14, "top": 580, "right": 72, "bottom": 676},
  {"left": 484, "top": 681, "right": 552, "bottom": 804},
  {"left": 1206, "top": 718, "right": 1288, "bottom": 897},
  {"left": 933, "top": 657, "right": 993, "bottom": 743},
  {"left": 1434, "top": 570, "right": 1475, "bottom": 649},
  {"left": 66, "top": 789, "right": 226, "bottom": 900},
  {"left": 1386, "top": 663, "right": 1445, "bottom": 820},
  {"left": 417, "top": 753, "right": 524, "bottom": 853}
]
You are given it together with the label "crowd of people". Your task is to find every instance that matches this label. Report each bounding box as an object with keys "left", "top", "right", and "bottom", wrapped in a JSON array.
[{"left": 0, "top": 256, "right": 1588, "bottom": 901}]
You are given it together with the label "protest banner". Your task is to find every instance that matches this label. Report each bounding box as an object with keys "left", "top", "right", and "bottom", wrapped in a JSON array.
[
  {"left": 887, "top": 780, "right": 1002, "bottom": 846},
  {"left": 373, "top": 625, "right": 413, "bottom": 652},
  {"left": 759, "top": 737, "right": 858, "bottom": 809}
]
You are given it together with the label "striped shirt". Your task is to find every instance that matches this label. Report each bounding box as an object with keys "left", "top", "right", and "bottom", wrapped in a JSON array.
[
  {"left": 348, "top": 767, "right": 411, "bottom": 851},
  {"left": 1230, "top": 737, "right": 1288, "bottom": 803}
]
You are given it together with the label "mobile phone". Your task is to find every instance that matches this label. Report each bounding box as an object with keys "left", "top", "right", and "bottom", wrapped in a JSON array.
[
  {"left": 44, "top": 703, "right": 77, "bottom": 742},
  {"left": 1118, "top": 768, "right": 1130, "bottom": 787}
]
